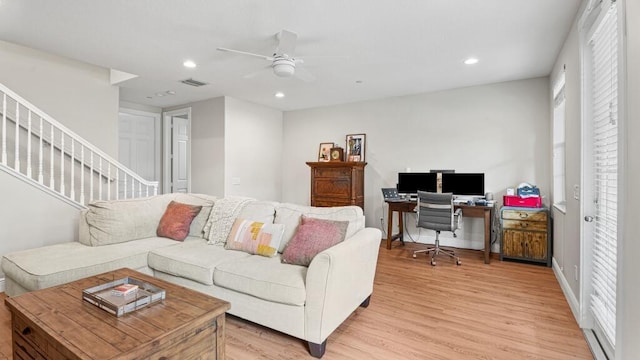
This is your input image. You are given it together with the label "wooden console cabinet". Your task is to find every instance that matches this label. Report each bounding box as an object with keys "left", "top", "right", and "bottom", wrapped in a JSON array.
[
  {"left": 306, "top": 162, "right": 366, "bottom": 209},
  {"left": 500, "top": 206, "right": 551, "bottom": 266}
]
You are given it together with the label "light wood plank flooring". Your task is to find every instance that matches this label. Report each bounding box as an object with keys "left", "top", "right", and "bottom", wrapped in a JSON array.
[{"left": 1, "top": 243, "right": 592, "bottom": 359}]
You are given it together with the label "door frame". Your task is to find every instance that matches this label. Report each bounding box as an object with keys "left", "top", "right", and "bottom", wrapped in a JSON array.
[
  {"left": 118, "top": 108, "right": 162, "bottom": 182},
  {"left": 162, "top": 107, "right": 192, "bottom": 194}
]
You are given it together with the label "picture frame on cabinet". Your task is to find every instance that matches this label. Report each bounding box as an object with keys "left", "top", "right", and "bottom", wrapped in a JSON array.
[
  {"left": 346, "top": 134, "right": 366, "bottom": 162},
  {"left": 318, "top": 142, "right": 334, "bottom": 162}
]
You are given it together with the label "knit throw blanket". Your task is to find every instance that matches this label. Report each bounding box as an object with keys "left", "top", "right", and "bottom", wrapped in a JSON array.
[{"left": 205, "top": 197, "right": 255, "bottom": 245}]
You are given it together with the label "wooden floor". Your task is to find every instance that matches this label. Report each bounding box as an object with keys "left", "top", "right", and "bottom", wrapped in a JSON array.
[{"left": 0, "top": 243, "right": 593, "bottom": 360}]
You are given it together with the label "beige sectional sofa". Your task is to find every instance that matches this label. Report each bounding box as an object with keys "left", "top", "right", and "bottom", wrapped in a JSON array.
[{"left": 1, "top": 193, "right": 382, "bottom": 358}]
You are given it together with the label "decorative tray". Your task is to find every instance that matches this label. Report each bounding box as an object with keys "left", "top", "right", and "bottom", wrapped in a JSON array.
[{"left": 82, "top": 277, "right": 166, "bottom": 317}]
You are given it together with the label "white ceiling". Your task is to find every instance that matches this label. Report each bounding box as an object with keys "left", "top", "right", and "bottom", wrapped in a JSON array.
[{"left": 0, "top": 0, "right": 581, "bottom": 111}]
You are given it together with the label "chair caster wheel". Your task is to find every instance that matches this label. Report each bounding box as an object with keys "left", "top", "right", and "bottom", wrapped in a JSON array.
[
  {"left": 456, "top": 259, "right": 462, "bottom": 266},
  {"left": 430, "top": 260, "right": 436, "bottom": 266},
  {"left": 412, "top": 254, "right": 417, "bottom": 258}
]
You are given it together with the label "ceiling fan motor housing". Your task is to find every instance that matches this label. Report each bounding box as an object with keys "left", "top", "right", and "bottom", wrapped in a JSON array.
[{"left": 272, "top": 57, "right": 296, "bottom": 77}]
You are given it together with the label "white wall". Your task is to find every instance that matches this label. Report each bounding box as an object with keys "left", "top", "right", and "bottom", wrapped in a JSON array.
[
  {"left": 550, "top": 15, "right": 582, "bottom": 303},
  {"left": 0, "top": 170, "right": 80, "bottom": 279},
  {"left": 283, "top": 77, "right": 550, "bottom": 249},
  {"left": 224, "top": 97, "right": 283, "bottom": 201},
  {"left": 0, "top": 40, "right": 119, "bottom": 281},
  {"left": 0, "top": 40, "right": 119, "bottom": 157},
  {"left": 187, "top": 97, "right": 226, "bottom": 196},
  {"left": 550, "top": 2, "right": 640, "bottom": 358},
  {"left": 120, "top": 100, "right": 162, "bottom": 114},
  {"left": 620, "top": 1, "right": 640, "bottom": 358}
]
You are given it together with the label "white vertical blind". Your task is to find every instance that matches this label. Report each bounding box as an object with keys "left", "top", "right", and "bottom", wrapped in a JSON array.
[{"left": 588, "top": 2, "right": 618, "bottom": 348}]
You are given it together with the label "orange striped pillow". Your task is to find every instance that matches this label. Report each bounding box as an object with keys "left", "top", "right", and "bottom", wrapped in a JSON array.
[{"left": 224, "top": 218, "right": 285, "bottom": 257}]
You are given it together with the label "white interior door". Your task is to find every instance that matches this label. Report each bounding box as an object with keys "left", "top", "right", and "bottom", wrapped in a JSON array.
[
  {"left": 172, "top": 116, "right": 190, "bottom": 193},
  {"left": 163, "top": 108, "right": 191, "bottom": 194},
  {"left": 118, "top": 110, "right": 160, "bottom": 181}
]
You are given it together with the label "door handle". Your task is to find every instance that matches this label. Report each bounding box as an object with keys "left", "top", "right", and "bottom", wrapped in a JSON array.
[{"left": 584, "top": 216, "right": 594, "bottom": 222}]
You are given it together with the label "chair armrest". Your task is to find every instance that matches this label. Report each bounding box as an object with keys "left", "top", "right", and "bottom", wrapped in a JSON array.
[
  {"left": 304, "top": 227, "right": 382, "bottom": 343},
  {"left": 454, "top": 208, "right": 463, "bottom": 230}
]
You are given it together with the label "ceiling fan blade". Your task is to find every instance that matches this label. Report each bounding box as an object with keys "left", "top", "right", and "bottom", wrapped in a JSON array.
[
  {"left": 276, "top": 29, "right": 298, "bottom": 57},
  {"left": 216, "top": 47, "right": 274, "bottom": 61},
  {"left": 294, "top": 65, "right": 316, "bottom": 82},
  {"left": 242, "top": 65, "right": 271, "bottom": 79}
]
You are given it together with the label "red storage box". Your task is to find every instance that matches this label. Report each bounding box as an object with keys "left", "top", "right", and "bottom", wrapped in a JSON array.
[{"left": 503, "top": 195, "right": 542, "bottom": 208}]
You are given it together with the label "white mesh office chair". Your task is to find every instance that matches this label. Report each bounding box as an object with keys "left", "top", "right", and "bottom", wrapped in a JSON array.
[{"left": 412, "top": 191, "right": 462, "bottom": 266}]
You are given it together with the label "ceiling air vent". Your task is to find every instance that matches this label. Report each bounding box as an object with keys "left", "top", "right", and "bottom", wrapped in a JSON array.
[{"left": 180, "top": 78, "right": 208, "bottom": 87}]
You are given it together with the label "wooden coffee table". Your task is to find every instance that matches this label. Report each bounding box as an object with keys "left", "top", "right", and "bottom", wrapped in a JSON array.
[{"left": 4, "top": 268, "right": 230, "bottom": 359}]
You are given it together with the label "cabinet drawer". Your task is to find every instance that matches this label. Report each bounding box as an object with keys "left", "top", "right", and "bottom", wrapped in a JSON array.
[
  {"left": 502, "top": 210, "right": 547, "bottom": 222},
  {"left": 314, "top": 179, "right": 351, "bottom": 197},
  {"left": 314, "top": 167, "right": 350, "bottom": 178},
  {"left": 502, "top": 219, "right": 547, "bottom": 231},
  {"left": 313, "top": 199, "right": 353, "bottom": 207}
]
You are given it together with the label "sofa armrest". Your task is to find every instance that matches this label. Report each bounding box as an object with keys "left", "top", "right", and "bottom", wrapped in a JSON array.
[{"left": 304, "top": 227, "right": 382, "bottom": 343}]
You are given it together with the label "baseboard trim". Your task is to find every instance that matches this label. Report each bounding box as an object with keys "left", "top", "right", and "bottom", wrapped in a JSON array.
[
  {"left": 552, "top": 257, "right": 580, "bottom": 323},
  {"left": 0, "top": 277, "right": 5, "bottom": 294}
]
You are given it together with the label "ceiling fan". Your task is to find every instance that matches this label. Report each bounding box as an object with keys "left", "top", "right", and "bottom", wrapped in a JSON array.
[{"left": 217, "top": 29, "right": 315, "bottom": 81}]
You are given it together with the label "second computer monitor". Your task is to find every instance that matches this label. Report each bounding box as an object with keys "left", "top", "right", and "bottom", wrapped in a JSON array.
[
  {"left": 397, "top": 172, "right": 438, "bottom": 195},
  {"left": 441, "top": 173, "right": 485, "bottom": 196}
]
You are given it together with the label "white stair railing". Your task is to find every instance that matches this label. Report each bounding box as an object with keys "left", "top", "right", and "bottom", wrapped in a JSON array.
[{"left": 0, "top": 83, "right": 158, "bottom": 207}]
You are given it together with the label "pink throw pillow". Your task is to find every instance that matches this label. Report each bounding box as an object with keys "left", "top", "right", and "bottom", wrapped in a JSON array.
[
  {"left": 281, "top": 216, "right": 348, "bottom": 266},
  {"left": 157, "top": 201, "right": 202, "bottom": 241}
]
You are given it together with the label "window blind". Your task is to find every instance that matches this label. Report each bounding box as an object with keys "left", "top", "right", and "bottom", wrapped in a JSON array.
[
  {"left": 553, "top": 71, "right": 566, "bottom": 206},
  {"left": 588, "top": 3, "right": 618, "bottom": 348}
]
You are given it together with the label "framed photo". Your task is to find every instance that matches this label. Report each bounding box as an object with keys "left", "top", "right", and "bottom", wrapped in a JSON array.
[
  {"left": 318, "top": 142, "right": 334, "bottom": 162},
  {"left": 345, "top": 134, "right": 366, "bottom": 162}
]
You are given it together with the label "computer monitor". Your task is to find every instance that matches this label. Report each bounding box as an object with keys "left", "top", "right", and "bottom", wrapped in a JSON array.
[
  {"left": 441, "top": 173, "right": 485, "bottom": 196},
  {"left": 397, "top": 172, "right": 438, "bottom": 195}
]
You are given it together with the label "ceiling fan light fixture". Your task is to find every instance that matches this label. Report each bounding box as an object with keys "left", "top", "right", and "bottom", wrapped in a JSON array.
[{"left": 272, "top": 58, "right": 295, "bottom": 77}]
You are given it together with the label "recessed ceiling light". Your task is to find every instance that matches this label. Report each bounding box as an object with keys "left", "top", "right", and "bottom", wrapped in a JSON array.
[
  {"left": 183, "top": 60, "right": 197, "bottom": 68},
  {"left": 355, "top": 80, "right": 363, "bottom": 84},
  {"left": 275, "top": 92, "right": 285, "bottom": 98},
  {"left": 166, "top": 90, "right": 176, "bottom": 95},
  {"left": 464, "top": 58, "right": 479, "bottom": 65},
  {"left": 155, "top": 92, "right": 165, "bottom": 97}
]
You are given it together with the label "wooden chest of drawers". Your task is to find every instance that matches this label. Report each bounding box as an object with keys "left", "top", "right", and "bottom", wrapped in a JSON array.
[
  {"left": 306, "top": 162, "right": 366, "bottom": 209},
  {"left": 500, "top": 206, "right": 551, "bottom": 266}
]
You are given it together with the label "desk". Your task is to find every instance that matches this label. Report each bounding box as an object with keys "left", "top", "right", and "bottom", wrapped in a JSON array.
[{"left": 385, "top": 200, "right": 494, "bottom": 264}]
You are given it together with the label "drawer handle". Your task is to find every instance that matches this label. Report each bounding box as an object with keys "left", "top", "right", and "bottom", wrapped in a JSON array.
[
  {"left": 520, "top": 223, "right": 529, "bottom": 228},
  {"left": 22, "top": 327, "right": 32, "bottom": 336},
  {"left": 519, "top": 213, "right": 528, "bottom": 218}
]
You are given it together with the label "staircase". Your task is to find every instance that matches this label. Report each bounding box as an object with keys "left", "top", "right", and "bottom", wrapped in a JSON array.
[{"left": 0, "top": 83, "right": 158, "bottom": 208}]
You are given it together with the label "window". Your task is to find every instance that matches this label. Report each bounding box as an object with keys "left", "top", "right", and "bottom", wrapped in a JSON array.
[{"left": 552, "top": 71, "right": 566, "bottom": 210}]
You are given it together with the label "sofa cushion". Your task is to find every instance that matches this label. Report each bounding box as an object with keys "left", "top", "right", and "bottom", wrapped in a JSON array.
[
  {"left": 148, "top": 241, "right": 251, "bottom": 285},
  {"left": 83, "top": 193, "right": 215, "bottom": 246},
  {"left": 281, "top": 217, "right": 348, "bottom": 266},
  {"left": 204, "top": 197, "right": 256, "bottom": 245},
  {"left": 1, "top": 237, "right": 180, "bottom": 292},
  {"left": 214, "top": 255, "right": 308, "bottom": 306},
  {"left": 224, "top": 219, "right": 285, "bottom": 257},
  {"left": 274, "top": 203, "right": 365, "bottom": 252},
  {"left": 238, "top": 201, "right": 277, "bottom": 223},
  {"left": 157, "top": 201, "right": 202, "bottom": 241}
]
